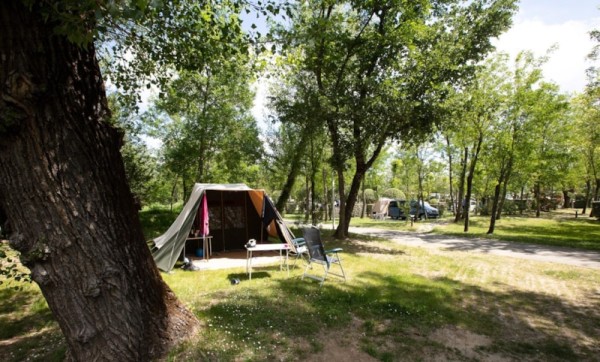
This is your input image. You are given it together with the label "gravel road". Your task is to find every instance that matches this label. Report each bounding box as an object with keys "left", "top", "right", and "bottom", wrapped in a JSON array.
[{"left": 347, "top": 226, "right": 600, "bottom": 269}]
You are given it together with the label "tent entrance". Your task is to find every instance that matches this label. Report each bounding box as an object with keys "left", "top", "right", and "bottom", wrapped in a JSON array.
[
  {"left": 186, "top": 190, "right": 263, "bottom": 254},
  {"left": 152, "top": 183, "right": 294, "bottom": 272}
]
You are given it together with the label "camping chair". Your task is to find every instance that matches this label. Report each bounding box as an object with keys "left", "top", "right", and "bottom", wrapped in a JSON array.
[
  {"left": 276, "top": 219, "right": 309, "bottom": 267},
  {"left": 301, "top": 227, "right": 346, "bottom": 286}
]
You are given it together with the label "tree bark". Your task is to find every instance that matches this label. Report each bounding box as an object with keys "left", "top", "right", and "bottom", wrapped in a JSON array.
[{"left": 0, "top": 2, "right": 198, "bottom": 360}]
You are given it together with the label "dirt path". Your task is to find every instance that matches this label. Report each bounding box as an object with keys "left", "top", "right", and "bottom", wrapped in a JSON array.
[{"left": 348, "top": 226, "right": 600, "bottom": 269}]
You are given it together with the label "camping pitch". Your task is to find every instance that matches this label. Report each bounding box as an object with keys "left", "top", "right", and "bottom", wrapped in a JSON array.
[{"left": 150, "top": 183, "right": 295, "bottom": 272}]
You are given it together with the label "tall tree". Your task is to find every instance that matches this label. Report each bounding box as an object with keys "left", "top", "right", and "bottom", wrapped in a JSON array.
[
  {"left": 275, "top": 0, "right": 517, "bottom": 238},
  {"left": 451, "top": 56, "right": 506, "bottom": 231},
  {"left": 487, "top": 51, "right": 546, "bottom": 233},
  {"left": 571, "top": 93, "right": 600, "bottom": 211},
  {"left": 151, "top": 64, "right": 262, "bottom": 189}
]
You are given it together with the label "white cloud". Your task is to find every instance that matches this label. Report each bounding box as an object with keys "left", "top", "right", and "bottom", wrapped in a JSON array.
[
  {"left": 494, "top": 17, "right": 599, "bottom": 93},
  {"left": 251, "top": 79, "right": 269, "bottom": 128}
]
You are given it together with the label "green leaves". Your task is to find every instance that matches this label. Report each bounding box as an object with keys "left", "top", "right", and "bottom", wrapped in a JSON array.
[{"left": 0, "top": 242, "right": 32, "bottom": 289}]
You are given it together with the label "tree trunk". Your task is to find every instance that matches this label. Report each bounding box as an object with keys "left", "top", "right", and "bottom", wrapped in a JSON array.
[
  {"left": 496, "top": 159, "right": 512, "bottom": 221},
  {"left": 310, "top": 165, "right": 318, "bottom": 225},
  {"left": 0, "top": 2, "right": 198, "bottom": 360},
  {"left": 454, "top": 147, "right": 468, "bottom": 222},
  {"left": 487, "top": 182, "right": 502, "bottom": 234},
  {"left": 445, "top": 135, "right": 455, "bottom": 215},
  {"left": 417, "top": 159, "right": 426, "bottom": 220},
  {"left": 334, "top": 167, "right": 347, "bottom": 238},
  {"left": 275, "top": 131, "right": 308, "bottom": 211},
  {"left": 583, "top": 179, "right": 591, "bottom": 215},
  {"left": 360, "top": 173, "right": 366, "bottom": 218},
  {"left": 337, "top": 168, "right": 365, "bottom": 237},
  {"left": 322, "top": 168, "right": 329, "bottom": 221},
  {"left": 535, "top": 181, "right": 541, "bottom": 218},
  {"left": 464, "top": 133, "right": 483, "bottom": 232},
  {"left": 304, "top": 172, "right": 310, "bottom": 222}
]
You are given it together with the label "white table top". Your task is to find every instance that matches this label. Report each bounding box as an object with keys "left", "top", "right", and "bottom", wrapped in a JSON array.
[{"left": 246, "top": 243, "right": 289, "bottom": 251}]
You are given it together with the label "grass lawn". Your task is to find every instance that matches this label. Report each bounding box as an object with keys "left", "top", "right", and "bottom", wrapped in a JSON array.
[{"left": 1, "top": 208, "right": 599, "bottom": 360}]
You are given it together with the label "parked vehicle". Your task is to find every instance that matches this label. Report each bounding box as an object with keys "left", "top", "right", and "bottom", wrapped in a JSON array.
[
  {"left": 388, "top": 200, "right": 407, "bottom": 220},
  {"left": 410, "top": 201, "right": 439, "bottom": 219}
]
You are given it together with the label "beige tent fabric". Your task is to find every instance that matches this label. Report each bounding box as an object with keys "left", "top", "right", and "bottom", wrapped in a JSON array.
[{"left": 372, "top": 198, "right": 392, "bottom": 216}]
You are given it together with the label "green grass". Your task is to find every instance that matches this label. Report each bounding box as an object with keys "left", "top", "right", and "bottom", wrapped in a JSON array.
[
  {"left": 434, "top": 215, "right": 600, "bottom": 251},
  {"left": 2, "top": 209, "right": 600, "bottom": 361}
]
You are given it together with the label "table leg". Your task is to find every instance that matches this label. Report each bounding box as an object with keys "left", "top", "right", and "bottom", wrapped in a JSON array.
[{"left": 246, "top": 249, "right": 252, "bottom": 280}]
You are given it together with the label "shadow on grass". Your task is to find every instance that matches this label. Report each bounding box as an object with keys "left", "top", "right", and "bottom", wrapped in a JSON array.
[
  {"left": 0, "top": 287, "right": 65, "bottom": 362},
  {"left": 174, "top": 263, "right": 599, "bottom": 361}
]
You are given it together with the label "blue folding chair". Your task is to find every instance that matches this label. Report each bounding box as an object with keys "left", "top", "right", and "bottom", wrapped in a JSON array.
[{"left": 301, "top": 227, "right": 346, "bottom": 286}]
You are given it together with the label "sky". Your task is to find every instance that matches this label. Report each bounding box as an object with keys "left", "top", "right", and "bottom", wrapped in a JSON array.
[{"left": 493, "top": 0, "right": 600, "bottom": 93}]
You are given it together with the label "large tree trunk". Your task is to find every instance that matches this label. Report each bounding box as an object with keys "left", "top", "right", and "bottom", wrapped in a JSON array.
[{"left": 0, "top": 2, "right": 198, "bottom": 360}]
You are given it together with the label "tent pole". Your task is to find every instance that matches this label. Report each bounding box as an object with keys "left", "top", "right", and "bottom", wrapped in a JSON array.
[
  {"left": 221, "top": 191, "right": 225, "bottom": 251},
  {"left": 245, "top": 192, "right": 249, "bottom": 242},
  {"left": 260, "top": 191, "right": 264, "bottom": 243}
]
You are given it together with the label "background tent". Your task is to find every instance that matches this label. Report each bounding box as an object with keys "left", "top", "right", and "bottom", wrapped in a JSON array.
[
  {"left": 372, "top": 198, "right": 392, "bottom": 217},
  {"left": 151, "top": 183, "right": 294, "bottom": 272}
]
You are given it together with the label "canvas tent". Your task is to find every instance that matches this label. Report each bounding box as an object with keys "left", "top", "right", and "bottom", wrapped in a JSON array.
[
  {"left": 151, "top": 183, "right": 295, "bottom": 272},
  {"left": 372, "top": 198, "right": 392, "bottom": 217}
]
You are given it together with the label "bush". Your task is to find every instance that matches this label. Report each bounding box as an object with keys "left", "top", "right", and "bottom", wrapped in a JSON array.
[
  {"left": 363, "top": 189, "right": 378, "bottom": 203},
  {"left": 502, "top": 200, "right": 519, "bottom": 215},
  {"left": 382, "top": 188, "right": 406, "bottom": 200}
]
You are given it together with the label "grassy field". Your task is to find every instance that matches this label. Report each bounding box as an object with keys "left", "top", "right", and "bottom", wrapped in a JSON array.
[{"left": 1, "top": 208, "right": 599, "bottom": 361}]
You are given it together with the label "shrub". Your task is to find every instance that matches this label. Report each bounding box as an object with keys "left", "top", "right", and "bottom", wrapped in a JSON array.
[{"left": 382, "top": 188, "right": 406, "bottom": 200}]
